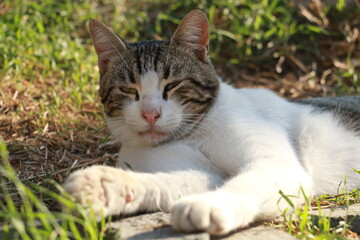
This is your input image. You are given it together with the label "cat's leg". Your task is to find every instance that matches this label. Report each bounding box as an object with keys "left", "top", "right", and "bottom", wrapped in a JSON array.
[
  {"left": 63, "top": 166, "right": 222, "bottom": 218},
  {"left": 171, "top": 154, "right": 312, "bottom": 235},
  {"left": 63, "top": 144, "right": 223, "bottom": 218}
]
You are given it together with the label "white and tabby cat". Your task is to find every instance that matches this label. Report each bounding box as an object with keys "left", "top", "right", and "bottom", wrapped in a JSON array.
[{"left": 64, "top": 10, "right": 360, "bottom": 235}]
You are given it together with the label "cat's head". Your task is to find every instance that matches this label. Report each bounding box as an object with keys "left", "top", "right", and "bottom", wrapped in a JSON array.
[{"left": 89, "top": 10, "right": 219, "bottom": 147}]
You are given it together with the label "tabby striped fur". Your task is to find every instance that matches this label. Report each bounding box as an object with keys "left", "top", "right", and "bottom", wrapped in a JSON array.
[{"left": 91, "top": 16, "right": 219, "bottom": 146}]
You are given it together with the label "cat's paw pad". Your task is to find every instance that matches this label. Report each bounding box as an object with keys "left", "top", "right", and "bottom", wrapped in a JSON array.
[
  {"left": 63, "top": 165, "right": 136, "bottom": 217},
  {"left": 170, "top": 194, "right": 239, "bottom": 235}
]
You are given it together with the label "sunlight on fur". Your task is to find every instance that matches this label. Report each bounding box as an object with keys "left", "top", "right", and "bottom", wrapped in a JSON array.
[{"left": 63, "top": 9, "right": 360, "bottom": 235}]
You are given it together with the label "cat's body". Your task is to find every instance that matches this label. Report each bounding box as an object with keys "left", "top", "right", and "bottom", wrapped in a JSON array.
[{"left": 64, "top": 10, "right": 360, "bottom": 235}]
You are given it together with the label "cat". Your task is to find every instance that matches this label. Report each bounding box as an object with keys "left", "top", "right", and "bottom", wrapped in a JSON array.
[{"left": 63, "top": 10, "right": 360, "bottom": 235}]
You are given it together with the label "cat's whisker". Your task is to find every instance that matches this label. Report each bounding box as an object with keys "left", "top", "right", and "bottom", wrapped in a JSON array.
[
  {"left": 181, "top": 127, "right": 204, "bottom": 140},
  {"left": 181, "top": 117, "right": 212, "bottom": 131},
  {"left": 179, "top": 121, "right": 210, "bottom": 134},
  {"left": 174, "top": 124, "right": 205, "bottom": 140},
  {"left": 108, "top": 113, "right": 214, "bottom": 141}
]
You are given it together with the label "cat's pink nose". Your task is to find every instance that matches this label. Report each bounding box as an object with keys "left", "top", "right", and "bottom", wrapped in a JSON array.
[{"left": 142, "top": 111, "right": 160, "bottom": 125}]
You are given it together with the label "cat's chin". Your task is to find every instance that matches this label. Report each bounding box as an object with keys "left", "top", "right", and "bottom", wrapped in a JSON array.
[
  {"left": 138, "top": 129, "right": 169, "bottom": 146},
  {"left": 140, "top": 129, "right": 166, "bottom": 140}
]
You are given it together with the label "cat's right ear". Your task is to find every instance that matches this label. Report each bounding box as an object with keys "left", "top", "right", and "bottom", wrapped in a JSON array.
[{"left": 89, "top": 19, "right": 127, "bottom": 75}]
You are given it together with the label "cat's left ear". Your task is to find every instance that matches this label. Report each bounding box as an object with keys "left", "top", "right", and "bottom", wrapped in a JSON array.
[{"left": 170, "top": 10, "right": 209, "bottom": 62}]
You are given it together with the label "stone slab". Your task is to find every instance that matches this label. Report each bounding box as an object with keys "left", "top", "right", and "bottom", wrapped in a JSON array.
[
  {"left": 109, "top": 212, "right": 296, "bottom": 240},
  {"left": 309, "top": 203, "right": 360, "bottom": 234},
  {"left": 2, "top": 204, "right": 359, "bottom": 239},
  {"left": 309, "top": 203, "right": 360, "bottom": 218}
]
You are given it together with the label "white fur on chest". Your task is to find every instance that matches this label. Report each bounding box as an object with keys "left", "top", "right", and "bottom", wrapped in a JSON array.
[{"left": 194, "top": 83, "right": 300, "bottom": 176}]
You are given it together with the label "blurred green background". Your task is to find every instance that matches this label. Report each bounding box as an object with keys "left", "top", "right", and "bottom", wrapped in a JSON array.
[{"left": 1, "top": 0, "right": 359, "bottom": 106}]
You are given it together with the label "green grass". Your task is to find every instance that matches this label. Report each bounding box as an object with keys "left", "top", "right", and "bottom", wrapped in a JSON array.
[
  {"left": 0, "top": 138, "right": 113, "bottom": 240},
  {"left": 275, "top": 179, "right": 360, "bottom": 239},
  {"left": 1, "top": 0, "right": 359, "bottom": 239},
  {"left": 279, "top": 191, "right": 341, "bottom": 239},
  {"left": 1, "top": 0, "right": 359, "bottom": 105}
]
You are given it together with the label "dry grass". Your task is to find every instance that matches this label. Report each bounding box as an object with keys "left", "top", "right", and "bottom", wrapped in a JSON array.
[{"left": 0, "top": 78, "right": 118, "bottom": 210}]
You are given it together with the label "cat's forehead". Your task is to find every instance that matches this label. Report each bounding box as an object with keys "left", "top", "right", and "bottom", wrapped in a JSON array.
[
  {"left": 127, "top": 40, "right": 169, "bottom": 77},
  {"left": 106, "top": 39, "right": 201, "bottom": 89},
  {"left": 129, "top": 40, "right": 168, "bottom": 59}
]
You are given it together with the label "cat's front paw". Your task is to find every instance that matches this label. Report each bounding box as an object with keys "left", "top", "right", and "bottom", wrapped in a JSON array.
[
  {"left": 170, "top": 192, "right": 257, "bottom": 235},
  {"left": 63, "top": 165, "right": 143, "bottom": 218}
]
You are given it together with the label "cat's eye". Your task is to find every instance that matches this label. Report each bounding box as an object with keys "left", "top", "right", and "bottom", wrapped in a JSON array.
[
  {"left": 163, "top": 81, "right": 181, "bottom": 100},
  {"left": 165, "top": 82, "right": 180, "bottom": 92},
  {"left": 120, "top": 87, "right": 139, "bottom": 101},
  {"left": 120, "top": 87, "right": 138, "bottom": 95}
]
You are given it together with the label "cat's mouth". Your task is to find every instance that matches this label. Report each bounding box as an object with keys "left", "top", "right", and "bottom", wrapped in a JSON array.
[{"left": 139, "top": 129, "right": 166, "bottom": 140}]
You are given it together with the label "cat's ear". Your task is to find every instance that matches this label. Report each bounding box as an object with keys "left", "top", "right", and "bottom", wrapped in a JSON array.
[
  {"left": 170, "top": 10, "right": 209, "bottom": 62},
  {"left": 89, "top": 19, "right": 127, "bottom": 75}
]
